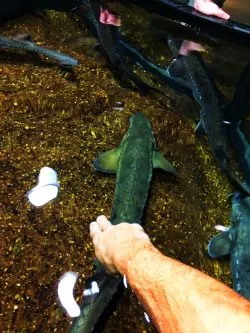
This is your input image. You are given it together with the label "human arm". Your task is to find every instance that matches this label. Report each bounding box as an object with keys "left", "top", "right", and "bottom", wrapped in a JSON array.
[{"left": 90, "top": 215, "right": 250, "bottom": 333}]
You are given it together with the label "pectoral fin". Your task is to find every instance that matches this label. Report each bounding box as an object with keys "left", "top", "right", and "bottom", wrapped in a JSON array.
[
  {"left": 153, "top": 151, "right": 176, "bottom": 174},
  {"left": 208, "top": 231, "right": 232, "bottom": 258},
  {"left": 93, "top": 148, "right": 120, "bottom": 173}
]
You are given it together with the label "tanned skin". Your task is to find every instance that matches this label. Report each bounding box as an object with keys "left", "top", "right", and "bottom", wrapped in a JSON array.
[{"left": 90, "top": 215, "right": 250, "bottom": 333}]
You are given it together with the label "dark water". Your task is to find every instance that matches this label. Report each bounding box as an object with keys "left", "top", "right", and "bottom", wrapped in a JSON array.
[
  {"left": 0, "top": 1, "right": 249, "bottom": 332},
  {"left": 224, "top": 0, "right": 250, "bottom": 24}
]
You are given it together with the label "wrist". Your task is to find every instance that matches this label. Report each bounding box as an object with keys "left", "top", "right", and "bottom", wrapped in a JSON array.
[{"left": 112, "top": 240, "right": 154, "bottom": 275}]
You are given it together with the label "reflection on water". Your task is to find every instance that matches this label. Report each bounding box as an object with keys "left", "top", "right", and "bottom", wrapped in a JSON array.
[{"left": 0, "top": 1, "right": 250, "bottom": 332}]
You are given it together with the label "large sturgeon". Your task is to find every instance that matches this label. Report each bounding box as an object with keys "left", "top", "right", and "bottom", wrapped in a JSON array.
[
  {"left": 208, "top": 192, "right": 250, "bottom": 300},
  {"left": 70, "top": 112, "right": 176, "bottom": 332},
  {"left": 0, "top": 34, "right": 78, "bottom": 67},
  {"left": 76, "top": 0, "right": 162, "bottom": 95},
  {"left": 208, "top": 64, "right": 250, "bottom": 300},
  {"left": 224, "top": 63, "right": 250, "bottom": 186},
  {"left": 167, "top": 38, "right": 250, "bottom": 196}
]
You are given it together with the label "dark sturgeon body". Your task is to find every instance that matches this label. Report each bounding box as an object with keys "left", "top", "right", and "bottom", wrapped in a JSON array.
[
  {"left": 205, "top": 63, "right": 250, "bottom": 299},
  {"left": 70, "top": 112, "right": 175, "bottom": 332},
  {"left": 167, "top": 38, "right": 250, "bottom": 196},
  {"left": 117, "top": 37, "right": 194, "bottom": 98},
  {"left": 110, "top": 113, "right": 176, "bottom": 224},
  {"left": 208, "top": 193, "right": 250, "bottom": 300},
  {"left": 183, "top": 53, "right": 250, "bottom": 196},
  {"left": 224, "top": 63, "right": 250, "bottom": 186},
  {"left": 76, "top": 0, "right": 161, "bottom": 94},
  {"left": 0, "top": 35, "right": 78, "bottom": 67}
]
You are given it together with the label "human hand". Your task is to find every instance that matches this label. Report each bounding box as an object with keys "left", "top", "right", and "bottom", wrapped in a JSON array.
[
  {"left": 90, "top": 215, "right": 151, "bottom": 274},
  {"left": 179, "top": 40, "right": 205, "bottom": 56},
  {"left": 99, "top": 8, "right": 121, "bottom": 26},
  {"left": 194, "top": 0, "right": 230, "bottom": 19}
]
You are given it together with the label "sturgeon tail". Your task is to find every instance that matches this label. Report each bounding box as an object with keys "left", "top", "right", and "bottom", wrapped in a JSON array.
[{"left": 70, "top": 263, "right": 123, "bottom": 333}]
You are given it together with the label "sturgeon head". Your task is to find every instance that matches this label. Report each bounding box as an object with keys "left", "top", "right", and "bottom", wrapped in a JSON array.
[
  {"left": 208, "top": 192, "right": 250, "bottom": 299},
  {"left": 123, "top": 111, "right": 155, "bottom": 142}
]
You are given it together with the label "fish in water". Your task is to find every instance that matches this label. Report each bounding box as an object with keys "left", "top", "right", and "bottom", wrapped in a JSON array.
[
  {"left": 0, "top": 34, "right": 78, "bottom": 67},
  {"left": 117, "top": 36, "right": 194, "bottom": 98},
  {"left": 208, "top": 192, "right": 250, "bottom": 300},
  {"left": 70, "top": 112, "right": 176, "bottom": 332},
  {"left": 76, "top": 0, "right": 162, "bottom": 95},
  {"left": 224, "top": 63, "right": 250, "bottom": 186},
  {"left": 167, "top": 38, "right": 250, "bottom": 197}
]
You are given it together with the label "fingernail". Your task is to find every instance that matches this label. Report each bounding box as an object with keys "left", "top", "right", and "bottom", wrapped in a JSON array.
[{"left": 96, "top": 215, "right": 108, "bottom": 222}]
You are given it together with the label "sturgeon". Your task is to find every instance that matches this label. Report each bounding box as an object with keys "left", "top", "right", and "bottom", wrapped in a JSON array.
[
  {"left": 167, "top": 38, "right": 250, "bottom": 196},
  {"left": 0, "top": 34, "right": 78, "bottom": 67},
  {"left": 70, "top": 112, "right": 176, "bottom": 332},
  {"left": 208, "top": 192, "right": 250, "bottom": 300},
  {"left": 76, "top": 0, "right": 162, "bottom": 94},
  {"left": 208, "top": 64, "right": 250, "bottom": 300},
  {"left": 224, "top": 63, "right": 250, "bottom": 186}
]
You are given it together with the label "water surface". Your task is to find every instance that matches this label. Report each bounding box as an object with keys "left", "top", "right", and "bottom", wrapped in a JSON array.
[{"left": 0, "top": 1, "right": 250, "bottom": 332}]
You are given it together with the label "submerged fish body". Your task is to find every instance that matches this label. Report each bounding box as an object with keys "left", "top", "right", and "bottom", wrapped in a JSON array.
[
  {"left": 168, "top": 38, "right": 250, "bottom": 196},
  {"left": 208, "top": 193, "right": 250, "bottom": 299},
  {"left": 109, "top": 112, "right": 176, "bottom": 224},
  {"left": 77, "top": 0, "right": 161, "bottom": 94},
  {"left": 94, "top": 111, "right": 176, "bottom": 226},
  {"left": 70, "top": 263, "right": 122, "bottom": 333},
  {"left": 0, "top": 35, "right": 78, "bottom": 67},
  {"left": 183, "top": 53, "right": 250, "bottom": 197},
  {"left": 70, "top": 112, "right": 176, "bottom": 332},
  {"left": 224, "top": 63, "right": 250, "bottom": 186},
  {"left": 109, "top": 114, "right": 155, "bottom": 224},
  {"left": 118, "top": 37, "right": 194, "bottom": 98}
]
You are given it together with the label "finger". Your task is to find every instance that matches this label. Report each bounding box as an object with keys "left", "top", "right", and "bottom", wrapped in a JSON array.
[
  {"left": 96, "top": 215, "right": 111, "bottom": 231},
  {"left": 96, "top": 215, "right": 109, "bottom": 223},
  {"left": 204, "top": 5, "right": 230, "bottom": 19},
  {"left": 90, "top": 221, "right": 101, "bottom": 240},
  {"left": 131, "top": 223, "right": 144, "bottom": 231},
  {"left": 216, "top": 9, "right": 230, "bottom": 19},
  {"left": 99, "top": 9, "right": 108, "bottom": 24}
]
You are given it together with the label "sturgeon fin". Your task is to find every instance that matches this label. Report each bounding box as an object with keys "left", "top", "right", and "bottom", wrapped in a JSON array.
[
  {"left": 153, "top": 151, "right": 176, "bottom": 174},
  {"left": 195, "top": 120, "right": 206, "bottom": 137},
  {"left": 93, "top": 148, "right": 120, "bottom": 173},
  {"left": 208, "top": 232, "right": 232, "bottom": 258}
]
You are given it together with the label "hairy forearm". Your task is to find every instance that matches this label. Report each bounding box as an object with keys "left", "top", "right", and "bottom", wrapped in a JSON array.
[{"left": 118, "top": 244, "right": 250, "bottom": 333}]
